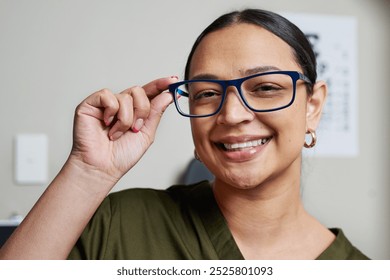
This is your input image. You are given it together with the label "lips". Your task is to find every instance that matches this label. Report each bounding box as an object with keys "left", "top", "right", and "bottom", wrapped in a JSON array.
[
  {"left": 223, "top": 138, "right": 271, "bottom": 151},
  {"left": 215, "top": 136, "right": 272, "bottom": 152}
]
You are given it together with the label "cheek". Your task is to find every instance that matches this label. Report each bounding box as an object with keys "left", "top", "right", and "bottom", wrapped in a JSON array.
[
  {"left": 190, "top": 119, "right": 211, "bottom": 148},
  {"left": 284, "top": 113, "right": 305, "bottom": 137},
  {"left": 266, "top": 102, "right": 307, "bottom": 144},
  {"left": 287, "top": 96, "right": 308, "bottom": 127}
]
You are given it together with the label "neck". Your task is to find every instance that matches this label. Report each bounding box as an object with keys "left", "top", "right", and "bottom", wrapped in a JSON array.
[
  {"left": 212, "top": 159, "right": 327, "bottom": 259},
  {"left": 213, "top": 168, "right": 305, "bottom": 234}
]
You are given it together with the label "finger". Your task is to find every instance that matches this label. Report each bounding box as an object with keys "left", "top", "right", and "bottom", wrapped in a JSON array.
[
  {"left": 142, "top": 76, "right": 178, "bottom": 133},
  {"left": 144, "top": 91, "right": 175, "bottom": 135},
  {"left": 124, "top": 86, "right": 151, "bottom": 133},
  {"left": 142, "top": 76, "right": 179, "bottom": 98},
  {"left": 108, "top": 93, "right": 134, "bottom": 140},
  {"left": 105, "top": 76, "right": 179, "bottom": 140},
  {"left": 82, "top": 89, "right": 119, "bottom": 125}
]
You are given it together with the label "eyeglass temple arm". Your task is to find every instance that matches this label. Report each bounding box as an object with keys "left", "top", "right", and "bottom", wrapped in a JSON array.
[
  {"left": 176, "top": 88, "right": 189, "bottom": 97},
  {"left": 298, "top": 73, "right": 312, "bottom": 84}
]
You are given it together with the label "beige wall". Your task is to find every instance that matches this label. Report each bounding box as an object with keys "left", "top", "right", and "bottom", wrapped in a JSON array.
[{"left": 0, "top": 0, "right": 389, "bottom": 259}]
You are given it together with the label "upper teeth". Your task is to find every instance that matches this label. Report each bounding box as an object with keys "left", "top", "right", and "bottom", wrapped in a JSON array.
[{"left": 223, "top": 138, "right": 269, "bottom": 150}]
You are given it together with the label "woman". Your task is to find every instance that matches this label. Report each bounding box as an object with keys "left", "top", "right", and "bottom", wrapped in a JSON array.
[{"left": 0, "top": 9, "right": 368, "bottom": 260}]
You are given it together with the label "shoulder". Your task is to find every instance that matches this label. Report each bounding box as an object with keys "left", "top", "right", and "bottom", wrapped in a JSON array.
[
  {"left": 68, "top": 181, "right": 214, "bottom": 259},
  {"left": 317, "top": 228, "right": 370, "bottom": 260},
  {"left": 96, "top": 181, "right": 213, "bottom": 224},
  {"left": 106, "top": 180, "right": 211, "bottom": 209}
]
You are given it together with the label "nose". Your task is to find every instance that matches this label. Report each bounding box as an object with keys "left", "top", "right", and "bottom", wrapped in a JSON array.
[{"left": 216, "top": 86, "right": 255, "bottom": 125}]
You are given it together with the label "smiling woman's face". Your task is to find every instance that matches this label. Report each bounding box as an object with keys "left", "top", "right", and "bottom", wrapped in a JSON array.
[{"left": 189, "top": 23, "right": 314, "bottom": 189}]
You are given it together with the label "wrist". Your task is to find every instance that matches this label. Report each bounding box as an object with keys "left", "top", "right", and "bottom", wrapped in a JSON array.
[{"left": 60, "top": 155, "right": 119, "bottom": 199}]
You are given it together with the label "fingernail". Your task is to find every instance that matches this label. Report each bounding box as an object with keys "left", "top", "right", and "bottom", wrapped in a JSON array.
[
  {"left": 106, "top": 116, "right": 114, "bottom": 126},
  {"left": 132, "top": 118, "right": 144, "bottom": 133},
  {"left": 110, "top": 131, "right": 123, "bottom": 141},
  {"left": 170, "top": 75, "right": 179, "bottom": 80}
]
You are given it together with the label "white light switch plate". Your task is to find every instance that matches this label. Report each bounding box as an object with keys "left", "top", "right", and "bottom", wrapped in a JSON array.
[{"left": 15, "top": 134, "right": 48, "bottom": 185}]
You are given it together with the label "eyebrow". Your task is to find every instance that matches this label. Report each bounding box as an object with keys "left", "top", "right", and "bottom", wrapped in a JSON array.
[
  {"left": 189, "top": 65, "right": 282, "bottom": 80},
  {"left": 244, "top": 65, "right": 281, "bottom": 76}
]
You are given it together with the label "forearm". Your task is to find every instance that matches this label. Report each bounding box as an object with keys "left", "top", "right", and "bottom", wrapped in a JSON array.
[
  {"left": 0, "top": 77, "right": 175, "bottom": 260},
  {"left": 0, "top": 157, "right": 117, "bottom": 260}
]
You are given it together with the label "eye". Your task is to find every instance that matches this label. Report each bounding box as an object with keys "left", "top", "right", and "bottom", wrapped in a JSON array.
[
  {"left": 249, "top": 83, "right": 284, "bottom": 98},
  {"left": 255, "top": 83, "right": 282, "bottom": 92},
  {"left": 191, "top": 90, "right": 221, "bottom": 101}
]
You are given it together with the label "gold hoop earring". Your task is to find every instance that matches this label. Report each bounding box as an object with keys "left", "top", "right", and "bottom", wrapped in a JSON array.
[
  {"left": 304, "top": 129, "right": 317, "bottom": 148},
  {"left": 194, "top": 149, "right": 202, "bottom": 162}
]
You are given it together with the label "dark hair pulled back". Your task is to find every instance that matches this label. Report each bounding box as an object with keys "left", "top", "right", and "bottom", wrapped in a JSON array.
[{"left": 184, "top": 9, "right": 317, "bottom": 94}]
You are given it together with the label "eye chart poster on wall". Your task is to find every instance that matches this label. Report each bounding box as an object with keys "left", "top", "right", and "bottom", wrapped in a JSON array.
[{"left": 283, "top": 13, "right": 358, "bottom": 157}]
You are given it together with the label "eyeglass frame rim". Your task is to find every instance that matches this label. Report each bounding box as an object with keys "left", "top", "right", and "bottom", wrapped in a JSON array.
[{"left": 168, "top": 70, "right": 313, "bottom": 118}]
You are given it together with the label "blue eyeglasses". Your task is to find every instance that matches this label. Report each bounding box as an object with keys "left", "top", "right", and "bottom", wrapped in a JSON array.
[{"left": 168, "top": 71, "right": 312, "bottom": 118}]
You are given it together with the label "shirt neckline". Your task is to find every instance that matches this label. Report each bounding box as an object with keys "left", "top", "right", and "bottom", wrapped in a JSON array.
[
  {"left": 190, "top": 181, "right": 355, "bottom": 260},
  {"left": 190, "top": 181, "right": 244, "bottom": 259}
]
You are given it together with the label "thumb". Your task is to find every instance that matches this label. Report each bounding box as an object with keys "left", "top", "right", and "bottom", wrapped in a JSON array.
[{"left": 144, "top": 85, "right": 175, "bottom": 134}]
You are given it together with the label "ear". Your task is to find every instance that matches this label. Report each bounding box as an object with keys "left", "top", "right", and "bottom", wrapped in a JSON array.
[{"left": 306, "top": 81, "right": 327, "bottom": 131}]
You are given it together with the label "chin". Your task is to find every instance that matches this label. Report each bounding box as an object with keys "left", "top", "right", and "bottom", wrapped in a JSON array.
[{"left": 217, "top": 170, "right": 267, "bottom": 190}]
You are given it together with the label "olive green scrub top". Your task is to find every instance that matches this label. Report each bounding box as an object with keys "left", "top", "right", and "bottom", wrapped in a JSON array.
[{"left": 68, "top": 181, "right": 369, "bottom": 260}]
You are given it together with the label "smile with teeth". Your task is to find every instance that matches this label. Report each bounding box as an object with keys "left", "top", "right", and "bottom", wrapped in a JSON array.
[{"left": 222, "top": 137, "right": 271, "bottom": 151}]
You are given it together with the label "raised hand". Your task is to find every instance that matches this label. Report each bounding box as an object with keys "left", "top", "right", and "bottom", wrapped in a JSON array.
[
  {"left": 0, "top": 76, "right": 179, "bottom": 259},
  {"left": 70, "top": 76, "right": 178, "bottom": 184}
]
